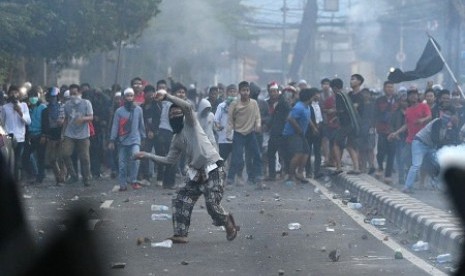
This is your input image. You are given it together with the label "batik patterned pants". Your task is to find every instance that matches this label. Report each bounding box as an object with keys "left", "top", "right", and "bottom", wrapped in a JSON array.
[{"left": 172, "top": 167, "right": 228, "bottom": 237}]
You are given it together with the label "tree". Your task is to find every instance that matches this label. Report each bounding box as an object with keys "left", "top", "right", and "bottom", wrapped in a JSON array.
[{"left": 0, "top": 0, "right": 162, "bottom": 84}]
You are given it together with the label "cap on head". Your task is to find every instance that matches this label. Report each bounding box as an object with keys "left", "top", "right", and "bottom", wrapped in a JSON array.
[
  {"left": 268, "top": 81, "right": 279, "bottom": 90},
  {"left": 124, "top": 88, "right": 135, "bottom": 96}
]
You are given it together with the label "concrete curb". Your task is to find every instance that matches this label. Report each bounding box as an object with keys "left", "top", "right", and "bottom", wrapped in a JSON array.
[{"left": 332, "top": 173, "right": 464, "bottom": 255}]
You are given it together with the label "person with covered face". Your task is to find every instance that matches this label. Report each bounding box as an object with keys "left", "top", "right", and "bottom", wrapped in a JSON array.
[
  {"left": 109, "top": 88, "right": 146, "bottom": 191},
  {"left": 61, "top": 84, "right": 94, "bottom": 186},
  {"left": 401, "top": 106, "right": 459, "bottom": 193},
  {"left": 0, "top": 85, "right": 31, "bottom": 182},
  {"left": 197, "top": 98, "right": 217, "bottom": 147},
  {"left": 134, "top": 89, "right": 239, "bottom": 244}
]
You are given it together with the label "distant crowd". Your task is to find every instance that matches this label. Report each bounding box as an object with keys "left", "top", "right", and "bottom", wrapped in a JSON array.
[{"left": 0, "top": 75, "right": 463, "bottom": 193}]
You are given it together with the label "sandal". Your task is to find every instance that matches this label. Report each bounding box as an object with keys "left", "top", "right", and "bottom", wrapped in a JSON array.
[
  {"left": 295, "top": 175, "right": 310, "bottom": 184},
  {"left": 225, "top": 213, "right": 240, "bottom": 241},
  {"left": 347, "top": 170, "right": 361, "bottom": 175},
  {"left": 332, "top": 170, "right": 343, "bottom": 175}
]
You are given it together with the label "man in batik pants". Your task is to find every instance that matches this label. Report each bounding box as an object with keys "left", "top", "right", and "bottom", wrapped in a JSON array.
[{"left": 135, "top": 89, "right": 239, "bottom": 243}]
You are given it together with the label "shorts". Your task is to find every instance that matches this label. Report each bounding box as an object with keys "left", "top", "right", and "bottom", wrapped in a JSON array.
[
  {"left": 334, "top": 126, "right": 358, "bottom": 149},
  {"left": 285, "top": 134, "right": 310, "bottom": 156},
  {"left": 322, "top": 125, "right": 338, "bottom": 142}
]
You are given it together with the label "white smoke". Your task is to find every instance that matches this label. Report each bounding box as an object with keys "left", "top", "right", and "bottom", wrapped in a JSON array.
[{"left": 436, "top": 144, "right": 465, "bottom": 171}]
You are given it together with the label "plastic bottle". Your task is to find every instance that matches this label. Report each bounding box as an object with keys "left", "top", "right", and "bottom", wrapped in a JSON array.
[
  {"left": 370, "top": 218, "right": 386, "bottom": 226},
  {"left": 347, "top": 202, "right": 362, "bottom": 209},
  {"left": 151, "top": 239, "right": 173, "bottom": 248},
  {"left": 288, "top": 223, "right": 301, "bottom": 230},
  {"left": 411, "top": 240, "right": 429, "bottom": 251},
  {"left": 151, "top": 205, "right": 169, "bottom": 212},
  {"left": 151, "top": 213, "right": 172, "bottom": 221},
  {"left": 436, "top": 253, "right": 452, "bottom": 263}
]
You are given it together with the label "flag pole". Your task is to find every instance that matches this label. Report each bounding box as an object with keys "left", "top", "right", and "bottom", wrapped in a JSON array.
[{"left": 427, "top": 34, "right": 465, "bottom": 98}]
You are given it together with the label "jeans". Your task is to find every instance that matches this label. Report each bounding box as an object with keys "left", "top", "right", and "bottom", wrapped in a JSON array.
[
  {"left": 228, "top": 131, "right": 262, "bottom": 183},
  {"left": 155, "top": 129, "right": 176, "bottom": 188},
  {"left": 306, "top": 130, "right": 322, "bottom": 176},
  {"left": 118, "top": 144, "right": 140, "bottom": 188},
  {"left": 267, "top": 135, "right": 286, "bottom": 178},
  {"left": 29, "top": 134, "right": 46, "bottom": 181},
  {"left": 90, "top": 133, "right": 104, "bottom": 177},
  {"left": 13, "top": 141, "right": 25, "bottom": 181},
  {"left": 139, "top": 137, "right": 156, "bottom": 180},
  {"left": 395, "top": 140, "right": 408, "bottom": 184},
  {"left": 376, "top": 134, "right": 396, "bottom": 177},
  {"left": 404, "top": 139, "right": 432, "bottom": 189}
]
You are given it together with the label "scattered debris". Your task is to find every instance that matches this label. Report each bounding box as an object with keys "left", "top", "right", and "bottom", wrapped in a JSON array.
[
  {"left": 325, "top": 227, "right": 335, "bottom": 232},
  {"left": 320, "top": 246, "right": 327, "bottom": 252},
  {"left": 259, "top": 209, "right": 265, "bottom": 214},
  {"left": 278, "top": 269, "right": 285, "bottom": 275},
  {"left": 23, "top": 194, "right": 32, "bottom": 199},
  {"left": 137, "top": 237, "right": 144, "bottom": 246},
  {"left": 273, "top": 193, "right": 280, "bottom": 199},
  {"left": 111, "top": 262, "right": 126, "bottom": 269},
  {"left": 328, "top": 249, "right": 341, "bottom": 262},
  {"left": 70, "top": 195, "right": 79, "bottom": 201},
  {"left": 436, "top": 253, "right": 452, "bottom": 263},
  {"left": 181, "top": 261, "right": 189, "bottom": 265},
  {"left": 327, "top": 219, "right": 336, "bottom": 227},
  {"left": 347, "top": 202, "right": 362, "bottom": 209},
  {"left": 123, "top": 198, "right": 130, "bottom": 203},
  {"left": 383, "top": 236, "right": 389, "bottom": 241},
  {"left": 151, "top": 239, "right": 173, "bottom": 248},
  {"left": 151, "top": 214, "right": 172, "bottom": 221},
  {"left": 307, "top": 197, "right": 312, "bottom": 202},
  {"left": 282, "top": 232, "right": 289, "bottom": 237},
  {"left": 38, "top": 230, "right": 45, "bottom": 235},
  {"left": 111, "top": 185, "right": 120, "bottom": 192},
  {"left": 288, "top": 223, "right": 301, "bottom": 230},
  {"left": 394, "top": 250, "right": 403, "bottom": 260},
  {"left": 313, "top": 188, "right": 320, "bottom": 194},
  {"left": 361, "top": 234, "right": 368, "bottom": 240},
  {"left": 245, "top": 235, "right": 253, "bottom": 240},
  {"left": 411, "top": 240, "right": 429, "bottom": 251},
  {"left": 151, "top": 205, "right": 169, "bottom": 212},
  {"left": 199, "top": 205, "right": 205, "bottom": 209}
]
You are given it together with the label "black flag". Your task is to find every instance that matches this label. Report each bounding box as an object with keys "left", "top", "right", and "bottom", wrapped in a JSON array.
[{"left": 388, "top": 38, "right": 444, "bottom": 83}]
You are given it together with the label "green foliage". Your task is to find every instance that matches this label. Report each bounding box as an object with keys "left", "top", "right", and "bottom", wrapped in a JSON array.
[{"left": 0, "top": 0, "right": 161, "bottom": 62}]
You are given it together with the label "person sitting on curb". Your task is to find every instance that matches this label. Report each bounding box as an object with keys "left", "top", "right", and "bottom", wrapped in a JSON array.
[{"left": 134, "top": 89, "right": 239, "bottom": 244}]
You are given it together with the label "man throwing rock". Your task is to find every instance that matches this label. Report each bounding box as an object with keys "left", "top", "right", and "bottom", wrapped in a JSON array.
[{"left": 134, "top": 89, "right": 239, "bottom": 243}]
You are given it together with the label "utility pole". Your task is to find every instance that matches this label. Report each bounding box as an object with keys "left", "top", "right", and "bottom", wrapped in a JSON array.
[{"left": 281, "top": 0, "right": 288, "bottom": 83}]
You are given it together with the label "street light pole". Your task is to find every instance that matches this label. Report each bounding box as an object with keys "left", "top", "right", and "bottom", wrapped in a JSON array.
[{"left": 282, "top": 0, "right": 288, "bottom": 83}]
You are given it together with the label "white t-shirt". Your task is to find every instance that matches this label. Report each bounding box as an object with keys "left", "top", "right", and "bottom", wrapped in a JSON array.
[{"left": 214, "top": 101, "right": 232, "bottom": 144}]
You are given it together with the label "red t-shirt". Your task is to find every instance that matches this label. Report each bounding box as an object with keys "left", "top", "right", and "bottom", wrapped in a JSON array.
[
  {"left": 134, "top": 93, "right": 145, "bottom": 106},
  {"left": 404, "top": 103, "right": 431, "bottom": 143},
  {"left": 323, "top": 95, "right": 339, "bottom": 129}
]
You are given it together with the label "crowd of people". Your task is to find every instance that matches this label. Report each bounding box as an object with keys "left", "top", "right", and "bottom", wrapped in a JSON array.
[{"left": 0, "top": 75, "right": 464, "bottom": 195}]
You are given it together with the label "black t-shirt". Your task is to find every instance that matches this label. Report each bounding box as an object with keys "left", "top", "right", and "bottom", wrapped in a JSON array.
[{"left": 348, "top": 91, "right": 364, "bottom": 116}]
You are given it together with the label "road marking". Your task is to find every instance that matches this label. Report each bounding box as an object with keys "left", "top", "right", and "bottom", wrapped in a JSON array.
[
  {"left": 310, "top": 179, "right": 447, "bottom": 276},
  {"left": 100, "top": 200, "right": 114, "bottom": 209}
]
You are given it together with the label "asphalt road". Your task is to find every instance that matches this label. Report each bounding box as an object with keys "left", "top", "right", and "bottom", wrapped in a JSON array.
[{"left": 20, "top": 176, "right": 439, "bottom": 276}]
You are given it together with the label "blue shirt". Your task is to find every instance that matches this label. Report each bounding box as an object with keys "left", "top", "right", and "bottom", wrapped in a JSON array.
[
  {"left": 29, "top": 103, "right": 47, "bottom": 135},
  {"left": 282, "top": 101, "right": 311, "bottom": 136}
]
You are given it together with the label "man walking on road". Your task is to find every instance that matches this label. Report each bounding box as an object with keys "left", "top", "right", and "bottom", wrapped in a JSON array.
[{"left": 135, "top": 89, "right": 239, "bottom": 244}]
